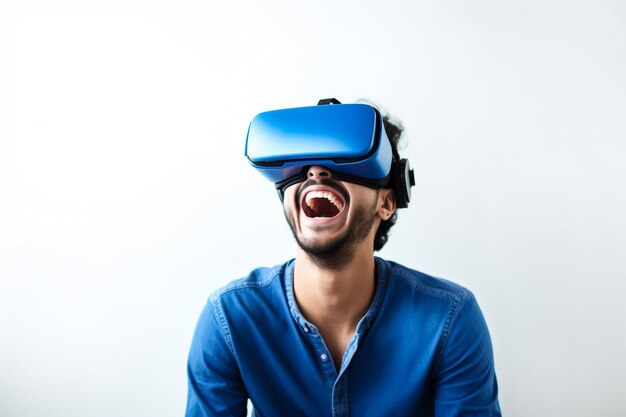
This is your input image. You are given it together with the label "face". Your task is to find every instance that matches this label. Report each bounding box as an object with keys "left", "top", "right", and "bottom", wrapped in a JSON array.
[{"left": 283, "top": 166, "right": 389, "bottom": 269}]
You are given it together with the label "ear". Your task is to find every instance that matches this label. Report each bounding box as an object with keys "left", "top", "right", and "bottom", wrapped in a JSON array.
[{"left": 377, "top": 188, "right": 396, "bottom": 221}]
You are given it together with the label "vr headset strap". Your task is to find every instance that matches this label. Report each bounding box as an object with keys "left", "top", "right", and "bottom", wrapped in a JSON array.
[{"left": 317, "top": 98, "right": 342, "bottom": 105}]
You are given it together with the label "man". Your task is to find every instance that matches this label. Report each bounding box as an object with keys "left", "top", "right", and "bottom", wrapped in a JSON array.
[{"left": 186, "top": 99, "right": 501, "bottom": 416}]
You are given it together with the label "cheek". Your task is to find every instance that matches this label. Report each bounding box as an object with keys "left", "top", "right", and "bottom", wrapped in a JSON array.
[
  {"left": 282, "top": 185, "right": 299, "bottom": 211},
  {"left": 344, "top": 186, "right": 379, "bottom": 208}
]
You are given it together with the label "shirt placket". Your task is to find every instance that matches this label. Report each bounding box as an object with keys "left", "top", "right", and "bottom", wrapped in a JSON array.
[
  {"left": 286, "top": 259, "right": 387, "bottom": 417},
  {"left": 300, "top": 320, "right": 338, "bottom": 392},
  {"left": 300, "top": 319, "right": 366, "bottom": 417}
]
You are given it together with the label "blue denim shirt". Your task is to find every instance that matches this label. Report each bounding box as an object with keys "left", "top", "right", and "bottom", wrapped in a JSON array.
[{"left": 186, "top": 258, "right": 501, "bottom": 417}]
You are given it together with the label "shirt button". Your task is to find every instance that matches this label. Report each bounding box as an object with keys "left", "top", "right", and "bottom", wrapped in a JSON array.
[
  {"left": 303, "top": 326, "right": 309, "bottom": 333},
  {"left": 320, "top": 353, "right": 328, "bottom": 361}
]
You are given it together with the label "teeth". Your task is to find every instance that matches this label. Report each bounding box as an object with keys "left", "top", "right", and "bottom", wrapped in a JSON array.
[{"left": 305, "top": 191, "right": 343, "bottom": 211}]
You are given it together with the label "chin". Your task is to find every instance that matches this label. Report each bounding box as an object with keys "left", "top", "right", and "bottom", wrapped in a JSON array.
[{"left": 298, "top": 234, "right": 346, "bottom": 255}]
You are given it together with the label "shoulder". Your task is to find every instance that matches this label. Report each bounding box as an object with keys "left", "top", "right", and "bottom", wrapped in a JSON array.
[
  {"left": 211, "top": 261, "right": 288, "bottom": 298},
  {"left": 190, "top": 261, "right": 291, "bottom": 349},
  {"left": 377, "top": 258, "right": 484, "bottom": 334},
  {"left": 206, "top": 260, "right": 293, "bottom": 322},
  {"left": 381, "top": 258, "right": 473, "bottom": 304},
  {"left": 378, "top": 259, "right": 492, "bottom": 358}
]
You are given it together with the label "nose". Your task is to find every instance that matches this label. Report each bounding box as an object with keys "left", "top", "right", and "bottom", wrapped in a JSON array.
[{"left": 307, "top": 165, "right": 332, "bottom": 180}]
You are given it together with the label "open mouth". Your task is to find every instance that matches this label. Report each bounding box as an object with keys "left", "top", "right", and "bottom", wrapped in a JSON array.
[{"left": 302, "top": 190, "right": 345, "bottom": 218}]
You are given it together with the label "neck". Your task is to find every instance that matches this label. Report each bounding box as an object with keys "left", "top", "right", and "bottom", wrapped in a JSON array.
[{"left": 293, "top": 244, "right": 377, "bottom": 333}]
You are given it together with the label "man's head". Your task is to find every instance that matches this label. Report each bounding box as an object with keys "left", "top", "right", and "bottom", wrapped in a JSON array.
[{"left": 245, "top": 99, "right": 412, "bottom": 264}]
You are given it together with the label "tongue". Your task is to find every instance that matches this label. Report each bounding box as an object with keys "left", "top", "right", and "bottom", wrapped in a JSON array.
[{"left": 307, "top": 198, "right": 340, "bottom": 218}]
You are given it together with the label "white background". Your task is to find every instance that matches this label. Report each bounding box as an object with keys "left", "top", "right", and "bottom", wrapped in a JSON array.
[{"left": 1, "top": 1, "right": 625, "bottom": 416}]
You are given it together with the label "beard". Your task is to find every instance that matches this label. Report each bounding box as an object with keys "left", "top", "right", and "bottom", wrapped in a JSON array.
[{"left": 284, "top": 191, "right": 379, "bottom": 270}]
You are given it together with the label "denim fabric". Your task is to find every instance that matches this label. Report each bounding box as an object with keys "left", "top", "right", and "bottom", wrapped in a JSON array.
[{"left": 186, "top": 258, "right": 501, "bottom": 417}]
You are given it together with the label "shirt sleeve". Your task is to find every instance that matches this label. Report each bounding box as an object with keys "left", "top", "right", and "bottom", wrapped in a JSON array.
[
  {"left": 185, "top": 296, "right": 249, "bottom": 417},
  {"left": 433, "top": 290, "right": 502, "bottom": 417}
]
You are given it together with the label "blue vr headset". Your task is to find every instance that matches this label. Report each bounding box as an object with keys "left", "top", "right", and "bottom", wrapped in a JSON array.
[{"left": 245, "top": 98, "right": 415, "bottom": 208}]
